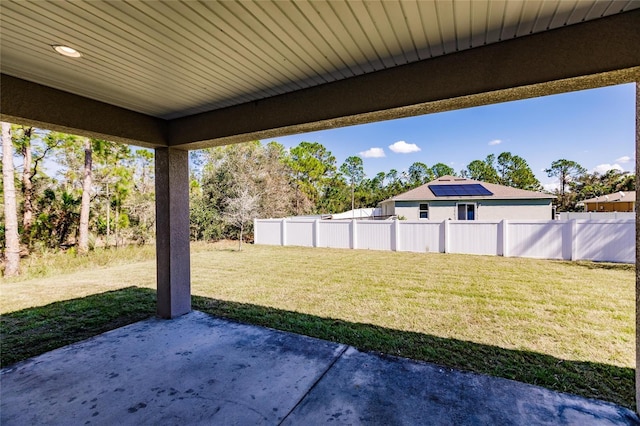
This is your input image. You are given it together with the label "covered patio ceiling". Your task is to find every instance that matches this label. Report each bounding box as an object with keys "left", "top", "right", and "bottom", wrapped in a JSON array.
[{"left": 1, "top": 1, "right": 639, "bottom": 149}]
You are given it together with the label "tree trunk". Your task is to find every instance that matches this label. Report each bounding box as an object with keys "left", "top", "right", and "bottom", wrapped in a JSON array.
[
  {"left": 351, "top": 180, "right": 355, "bottom": 217},
  {"left": 2, "top": 122, "right": 20, "bottom": 276},
  {"left": 238, "top": 224, "right": 243, "bottom": 251},
  {"left": 78, "top": 137, "right": 92, "bottom": 254},
  {"left": 115, "top": 208, "right": 119, "bottom": 248},
  {"left": 106, "top": 183, "right": 110, "bottom": 248},
  {"left": 21, "top": 127, "right": 33, "bottom": 248}
]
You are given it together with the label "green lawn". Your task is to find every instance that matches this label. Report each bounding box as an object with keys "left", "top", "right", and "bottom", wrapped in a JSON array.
[{"left": 1, "top": 242, "right": 635, "bottom": 408}]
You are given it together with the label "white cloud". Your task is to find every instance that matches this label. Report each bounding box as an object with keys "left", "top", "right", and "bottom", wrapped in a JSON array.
[
  {"left": 543, "top": 182, "right": 559, "bottom": 193},
  {"left": 488, "top": 139, "right": 502, "bottom": 146},
  {"left": 359, "top": 147, "right": 386, "bottom": 158},
  {"left": 593, "top": 163, "right": 624, "bottom": 174},
  {"left": 389, "top": 140, "right": 421, "bottom": 154},
  {"left": 615, "top": 155, "right": 632, "bottom": 164}
]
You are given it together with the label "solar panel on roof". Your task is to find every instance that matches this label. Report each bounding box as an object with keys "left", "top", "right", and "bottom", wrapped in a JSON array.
[{"left": 429, "top": 184, "right": 493, "bottom": 197}]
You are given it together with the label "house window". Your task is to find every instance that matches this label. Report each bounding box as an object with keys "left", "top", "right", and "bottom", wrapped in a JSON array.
[
  {"left": 419, "top": 203, "right": 429, "bottom": 219},
  {"left": 457, "top": 203, "right": 476, "bottom": 220}
]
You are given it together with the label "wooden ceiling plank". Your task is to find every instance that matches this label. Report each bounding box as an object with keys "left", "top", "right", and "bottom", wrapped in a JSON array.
[
  {"left": 327, "top": 1, "right": 381, "bottom": 72},
  {"left": 453, "top": 0, "right": 472, "bottom": 51},
  {"left": 296, "top": 1, "right": 367, "bottom": 75},
  {"left": 484, "top": 0, "right": 506, "bottom": 44},
  {"left": 49, "top": 1, "right": 254, "bottom": 104},
  {"left": 260, "top": 2, "right": 340, "bottom": 82},
  {"left": 346, "top": 1, "right": 396, "bottom": 68},
  {"left": 435, "top": 0, "right": 457, "bottom": 54},
  {"left": 199, "top": 1, "right": 304, "bottom": 92},
  {"left": 382, "top": 0, "right": 418, "bottom": 63},
  {"left": 500, "top": 0, "right": 525, "bottom": 39},
  {"left": 469, "top": 1, "right": 489, "bottom": 48},
  {"left": 160, "top": 1, "right": 287, "bottom": 96},
  {"left": 584, "top": 1, "right": 614, "bottom": 20},
  {"left": 0, "top": 13, "right": 209, "bottom": 116},
  {"left": 231, "top": 1, "right": 327, "bottom": 86},
  {"left": 417, "top": 1, "right": 444, "bottom": 57},
  {"left": 111, "top": 1, "right": 271, "bottom": 97},
  {"left": 548, "top": 0, "right": 580, "bottom": 27},
  {"left": 516, "top": 1, "right": 544, "bottom": 35},
  {"left": 399, "top": 1, "right": 431, "bottom": 60}
]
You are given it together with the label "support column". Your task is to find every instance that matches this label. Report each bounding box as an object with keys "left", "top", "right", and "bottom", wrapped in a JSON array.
[
  {"left": 155, "top": 147, "right": 191, "bottom": 319},
  {"left": 635, "top": 81, "right": 639, "bottom": 413}
]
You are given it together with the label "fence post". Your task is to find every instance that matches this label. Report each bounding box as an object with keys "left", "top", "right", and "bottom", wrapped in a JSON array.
[
  {"left": 254, "top": 219, "right": 258, "bottom": 244},
  {"left": 502, "top": 219, "right": 509, "bottom": 257},
  {"left": 443, "top": 219, "right": 450, "bottom": 253},
  {"left": 393, "top": 219, "right": 400, "bottom": 251},
  {"left": 314, "top": 219, "right": 320, "bottom": 247},
  {"left": 351, "top": 219, "right": 358, "bottom": 249},
  {"left": 571, "top": 219, "right": 578, "bottom": 260},
  {"left": 281, "top": 218, "right": 287, "bottom": 246}
]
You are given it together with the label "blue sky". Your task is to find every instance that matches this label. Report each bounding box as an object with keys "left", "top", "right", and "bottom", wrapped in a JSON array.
[{"left": 261, "top": 83, "right": 636, "bottom": 191}]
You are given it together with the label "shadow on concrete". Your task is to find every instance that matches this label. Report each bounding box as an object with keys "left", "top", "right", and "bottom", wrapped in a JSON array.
[{"left": 1, "top": 286, "right": 634, "bottom": 410}]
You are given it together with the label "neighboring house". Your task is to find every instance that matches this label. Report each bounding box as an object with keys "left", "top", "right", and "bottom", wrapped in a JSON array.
[
  {"left": 581, "top": 191, "right": 635, "bottom": 212},
  {"left": 379, "top": 176, "right": 554, "bottom": 221}
]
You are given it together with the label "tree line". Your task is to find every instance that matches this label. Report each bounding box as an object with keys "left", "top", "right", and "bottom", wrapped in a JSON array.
[
  {"left": 2, "top": 123, "right": 154, "bottom": 276},
  {"left": 2, "top": 124, "right": 635, "bottom": 276}
]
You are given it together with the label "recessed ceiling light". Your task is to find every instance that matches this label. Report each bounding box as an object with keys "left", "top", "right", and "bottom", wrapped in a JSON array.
[{"left": 52, "top": 45, "right": 82, "bottom": 58}]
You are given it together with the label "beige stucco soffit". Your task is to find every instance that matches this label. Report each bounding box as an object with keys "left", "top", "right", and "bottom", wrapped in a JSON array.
[{"left": 0, "top": 74, "right": 169, "bottom": 148}]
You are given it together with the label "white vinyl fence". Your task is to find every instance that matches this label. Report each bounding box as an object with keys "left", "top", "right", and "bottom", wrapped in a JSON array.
[
  {"left": 558, "top": 212, "right": 634, "bottom": 220},
  {"left": 254, "top": 219, "right": 635, "bottom": 263}
]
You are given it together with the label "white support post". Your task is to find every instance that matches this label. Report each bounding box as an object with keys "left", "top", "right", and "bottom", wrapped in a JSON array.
[
  {"left": 502, "top": 219, "right": 509, "bottom": 257},
  {"left": 314, "top": 219, "right": 320, "bottom": 248},
  {"left": 393, "top": 219, "right": 400, "bottom": 251},
  {"left": 281, "top": 218, "right": 287, "bottom": 246},
  {"left": 570, "top": 219, "right": 578, "bottom": 261},
  {"left": 351, "top": 219, "right": 358, "bottom": 250},
  {"left": 253, "top": 219, "right": 258, "bottom": 245},
  {"left": 443, "top": 219, "right": 450, "bottom": 254}
]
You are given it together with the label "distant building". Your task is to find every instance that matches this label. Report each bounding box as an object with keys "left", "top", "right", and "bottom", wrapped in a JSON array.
[
  {"left": 581, "top": 191, "right": 635, "bottom": 212},
  {"left": 379, "top": 175, "right": 554, "bottom": 221},
  {"left": 321, "top": 208, "right": 383, "bottom": 220}
]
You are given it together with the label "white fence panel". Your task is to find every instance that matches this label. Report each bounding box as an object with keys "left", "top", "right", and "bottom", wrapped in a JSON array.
[
  {"left": 560, "top": 212, "right": 635, "bottom": 220},
  {"left": 575, "top": 220, "right": 635, "bottom": 263},
  {"left": 253, "top": 219, "right": 635, "bottom": 263},
  {"left": 318, "top": 221, "right": 351, "bottom": 249},
  {"left": 507, "top": 221, "right": 567, "bottom": 260},
  {"left": 398, "top": 221, "right": 443, "bottom": 253},
  {"left": 357, "top": 221, "right": 393, "bottom": 251},
  {"left": 286, "top": 220, "right": 315, "bottom": 247},
  {"left": 449, "top": 221, "right": 501, "bottom": 256},
  {"left": 254, "top": 219, "right": 282, "bottom": 245}
]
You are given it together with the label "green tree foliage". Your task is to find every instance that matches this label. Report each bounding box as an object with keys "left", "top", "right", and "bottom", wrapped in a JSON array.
[
  {"left": 407, "top": 162, "right": 433, "bottom": 188},
  {"left": 430, "top": 163, "right": 455, "bottom": 178},
  {"left": 464, "top": 154, "right": 500, "bottom": 184},
  {"left": 340, "top": 156, "right": 365, "bottom": 212},
  {"left": 2, "top": 122, "right": 20, "bottom": 276},
  {"left": 286, "top": 141, "right": 336, "bottom": 213},
  {"left": 496, "top": 152, "right": 541, "bottom": 190},
  {"left": 545, "top": 159, "right": 586, "bottom": 211},
  {"left": 190, "top": 141, "right": 302, "bottom": 241},
  {"left": 569, "top": 169, "right": 635, "bottom": 211}
]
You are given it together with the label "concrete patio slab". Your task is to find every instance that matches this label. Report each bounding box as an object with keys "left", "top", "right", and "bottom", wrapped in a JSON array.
[
  {"left": 1, "top": 311, "right": 347, "bottom": 425},
  {"left": 1, "top": 311, "right": 638, "bottom": 425},
  {"left": 283, "top": 346, "right": 638, "bottom": 426}
]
